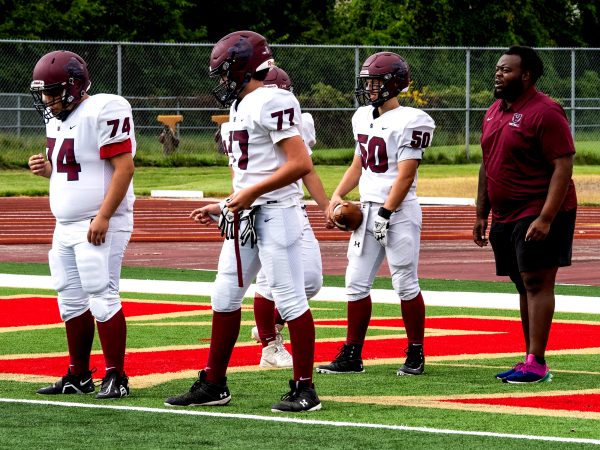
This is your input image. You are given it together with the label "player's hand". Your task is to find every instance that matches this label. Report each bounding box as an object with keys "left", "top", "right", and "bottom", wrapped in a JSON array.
[
  {"left": 326, "top": 195, "right": 343, "bottom": 229},
  {"left": 373, "top": 214, "right": 390, "bottom": 247},
  {"left": 525, "top": 216, "right": 551, "bottom": 242},
  {"left": 28, "top": 153, "right": 51, "bottom": 177},
  {"left": 226, "top": 189, "right": 256, "bottom": 213},
  {"left": 473, "top": 217, "right": 489, "bottom": 247},
  {"left": 88, "top": 215, "right": 109, "bottom": 246},
  {"left": 190, "top": 203, "right": 221, "bottom": 225}
]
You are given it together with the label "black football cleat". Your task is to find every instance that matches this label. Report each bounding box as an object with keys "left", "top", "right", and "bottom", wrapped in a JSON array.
[
  {"left": 271, "top": 380, "right": 322, "bottom": 412},
  {"left": 37, "top": 368, "right": 95, "bottom": 395},
  {"left": 316, "top": 344, "right": 364, "bottom": 374},
  {"left": 96, "top": 370, "right": 130, "bottom": 399},
  {"left": 164, "top": 370, "right": 231, "bottom": 407},
  {"left": 397, "top": 344, "right": 425, "bottom": 376}
]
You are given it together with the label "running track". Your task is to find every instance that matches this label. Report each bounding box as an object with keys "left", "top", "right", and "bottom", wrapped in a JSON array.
[{"left": 1, "top": 197, "right": 600, "bottom": 244}]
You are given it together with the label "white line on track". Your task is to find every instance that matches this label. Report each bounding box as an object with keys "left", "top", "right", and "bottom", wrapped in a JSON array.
[{"left": 1, "top": 398, "right": 599, "bottom": 445}]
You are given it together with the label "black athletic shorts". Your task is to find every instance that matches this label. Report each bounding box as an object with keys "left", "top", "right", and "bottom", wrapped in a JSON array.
[{"left": 489, "top": 209, "right": 576, "bottom": 276}]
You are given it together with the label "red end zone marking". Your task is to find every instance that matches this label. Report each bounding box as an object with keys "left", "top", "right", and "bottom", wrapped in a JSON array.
[
  {"left": 442, "top": 394, "right": 600, "bottom": 413},
  {"left": 0, "top": 297, "right": 211, "bottom": 327},
  {"left": 2, "top": 314, "right": 600, "bottom": 378}
]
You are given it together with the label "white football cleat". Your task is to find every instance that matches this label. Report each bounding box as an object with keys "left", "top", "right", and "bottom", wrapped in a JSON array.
[{"left": 259, "top": 338, "right": 293, "bottom": 368}]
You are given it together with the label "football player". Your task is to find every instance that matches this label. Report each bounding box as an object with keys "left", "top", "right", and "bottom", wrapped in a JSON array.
[
  {"left": 316, "top": 52, "right": 435, "bottom": 377},
  {"left": 164, "top": 31, "right": 321, "bottom": 413},
  {"left": 250, "top": 66, "right": 328, "bottom": 369},
  {"left": 28, "top": 50, "right": 135, "bottom": 399}
]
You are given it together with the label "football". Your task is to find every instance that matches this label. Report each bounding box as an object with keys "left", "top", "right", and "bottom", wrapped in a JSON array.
[{"left": 332, "top": 202, "right": 363, "bottom": 231}]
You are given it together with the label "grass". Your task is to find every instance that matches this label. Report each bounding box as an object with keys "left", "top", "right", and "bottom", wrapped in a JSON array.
[
  {"left": 4, "top": 163, "right": 600, "bottom": 204},
  {"left": 1, "top": 263, "right": 600, "bottom": 448}
]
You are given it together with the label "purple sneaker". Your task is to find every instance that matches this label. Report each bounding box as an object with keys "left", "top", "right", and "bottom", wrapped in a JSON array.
[
  {"left": 504, "top": 354, "right": 552, "bottom": 384},
  {"left": 495, "top": 361, "right": 525, "bottom": 380}
]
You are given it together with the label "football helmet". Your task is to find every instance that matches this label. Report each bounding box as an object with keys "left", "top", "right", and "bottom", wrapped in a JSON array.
[
  {"left": 355, "top": 52, "right": 410, "bottom": 107},
  {"left": 30, "top": 50, "right": 91, "bottom": 122},
  {"left": 209, "top": 30, "right": 274, "bottom": 107},
  {"left": 263, "top": 66, "right": 293, "bottom": 92}
]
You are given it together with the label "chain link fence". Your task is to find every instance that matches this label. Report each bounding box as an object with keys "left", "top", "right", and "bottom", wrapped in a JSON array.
[{"left": 1, "top": 40, "right": 598, "bottom": 164}]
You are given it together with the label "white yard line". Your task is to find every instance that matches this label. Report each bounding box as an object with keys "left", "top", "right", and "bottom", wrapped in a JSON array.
[
  {"left": 1, "top": 273, "right": 600, "bottom": 314},
  {"left": 1, "top": 398, "right": 599, "bottom": 445}
]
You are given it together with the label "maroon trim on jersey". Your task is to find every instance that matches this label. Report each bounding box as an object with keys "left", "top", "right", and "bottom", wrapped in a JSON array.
[
  {"left": 100, "top": 139, "right": 132, "bottom": 159},
  {"left": 481, "top": 87, "right": 577, "bottom": 223}
]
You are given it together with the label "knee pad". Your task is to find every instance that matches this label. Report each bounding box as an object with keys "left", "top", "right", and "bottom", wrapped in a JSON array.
[
  {"left": 57, "top": 294, "right": 90, "bottom": 322},
  {"left": 393, "top": 275, "right": 420, "bottom": 301},
  {"left": 48, "top": 249, "right": 68, "bottom": 292},
  {"left": 90, "top": 294, "right": 122, "bottom": 322},
  {"left": 254, "top": 270, "right": 274, "bottom": 300},
  {"left": 304, "top": 271, "right": 323, "bottom": 300},
  {"left": 75, "top": 246, "right": 109, "bottom": 294},
  {"left": 276, "top": 298, "right": 309, "bottom": 322}
]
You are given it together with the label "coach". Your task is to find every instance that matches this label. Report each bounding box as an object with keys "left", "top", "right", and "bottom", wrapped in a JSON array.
[{"left": 473, "top": 45, "right": 577, "bottom": 384}]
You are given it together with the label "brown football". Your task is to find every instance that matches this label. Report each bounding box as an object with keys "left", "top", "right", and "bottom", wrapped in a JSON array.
[{"left": 332, "top": 202, "right": 363, "bottom": 231}]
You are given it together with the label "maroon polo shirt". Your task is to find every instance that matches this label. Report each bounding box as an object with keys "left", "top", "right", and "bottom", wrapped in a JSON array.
[{"left": 481, "top": 87, "right": 577, "bottom": 223}]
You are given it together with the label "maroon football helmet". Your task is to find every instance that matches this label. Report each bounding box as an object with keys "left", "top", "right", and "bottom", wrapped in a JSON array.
[
  {"left": 263, "top": 66, "right": 293, "bottom": 92},
  {"left": 30, "top": 50, "right": 91, "bottom": 122},
  {"left": 355, "top": 52, "right": 410, "bottom": 107},
  {"left": 209, "top": 30, "right": 274, "bottom": 107}
]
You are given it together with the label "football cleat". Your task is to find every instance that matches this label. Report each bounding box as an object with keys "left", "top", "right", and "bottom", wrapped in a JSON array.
[
  {"left": 96, "top": 370, "right": 130, "bottom": 399},
  {"left": 260, "top": 337, "right": 293, "bottom": 368},
  {"left": 397, "top": 344, "right": 425, "bottom": 376},
  {"left": 503, "top": 354, "right": 553, "bottom": 384},
  {"left": 495, "top": 361, "right": 526, "bottom": 380},
  {"left": 316, "top": 344, "right": 364, "bottom": 374},
  {"left": 164, "top": 370, "right": 231, "bottom": 407},
  {"left": 36, "top": 368, "right": 95, "bottom": 395},
  {"left": 271, "top": 380, "right": 321, "bottom": 413}
]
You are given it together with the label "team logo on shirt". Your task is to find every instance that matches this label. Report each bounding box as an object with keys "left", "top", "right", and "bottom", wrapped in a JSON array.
[{"left": 509, "top": 113, "right": 523, "bottom": 127}]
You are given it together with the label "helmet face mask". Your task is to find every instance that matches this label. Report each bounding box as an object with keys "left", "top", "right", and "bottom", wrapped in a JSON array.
[
  {"left": 30, "top": 50, "right": 90, "bottom": 122},
  {"left": 355, "top": 52, "right": 410, "bottom": 107},
  {"left": 209, "top": 31, "right": 274, "bottom": 107}
]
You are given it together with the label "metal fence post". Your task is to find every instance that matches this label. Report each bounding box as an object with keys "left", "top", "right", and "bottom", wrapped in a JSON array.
[
  {"left": 16, "top": 95, "right": 21, "bottom": 138},
  {"left": 571, "top": 48, "right": 576, "bottom": 138},
  {"left": 117, "top": 44, "right": 122, "bottom": 96},
  {"left": 465, "top": 48, "right": 471, "bottom": 161},
  {"left": 354, "top": 46, "right": 360, "bottom": 108}
]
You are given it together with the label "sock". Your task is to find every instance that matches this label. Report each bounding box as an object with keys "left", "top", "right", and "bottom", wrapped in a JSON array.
[
  {"left": 346, "top": 295, "right": 372, "bottom": 346},
  {"left": 274, "top": 308, "right": 285, "bottom": 328},
  {"left": 65, "top": 309, "right": 95, "bottom": 376},
  {"left": 96, "top": 308, "right": 127, "bottom": 376},
  {"left": 287, "top": 309, "right": 315, "bottom": 383},
  {"left": 205, "top": 309, "right": 241, "bottom": 383},
  {"left": 253, "top": 294, "right": 276, "bottom": 347},
  {"left": 534, "top": 355, "right": 546, "bottom": 366},
  {"left": 401, "top": 291, "right": 425, "bottom": 345}
]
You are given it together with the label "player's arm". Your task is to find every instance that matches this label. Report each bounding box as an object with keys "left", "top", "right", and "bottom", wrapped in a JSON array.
[
  {"left": 383, "top": 158, "right": 420, "bottom": 212},
  {"left": 331, "top": 154, "right": 362, "bottom": 203},
  {"left": 226, "top": 135, "right": 312, "bottom": 212},
  {"left": 303, "top": 167, "right": 329, "bottom": 213},
  {"left": 88, "top": 151, "right": 134, "bottom": 246},
  {"left": 525, "top": 154, "right": 573, "bottom": 241},
  {"left": 28, "top": 153, "right": 52, "bottom": 178},
  {"left": 473, "top": 163, "right": 491, "bottom": 247}
]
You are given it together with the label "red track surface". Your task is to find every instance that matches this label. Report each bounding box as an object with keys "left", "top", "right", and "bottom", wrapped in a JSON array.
[
  {"left": 2, "top": 197, "right": 600, "bottom": 244},
  {"left": 2, "top": 197, "right": 600, "bottom": 285}
]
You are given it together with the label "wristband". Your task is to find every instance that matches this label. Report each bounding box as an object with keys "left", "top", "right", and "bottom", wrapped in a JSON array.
[{"left": 378, "top": 207, "right": 392, "bottom": 220}]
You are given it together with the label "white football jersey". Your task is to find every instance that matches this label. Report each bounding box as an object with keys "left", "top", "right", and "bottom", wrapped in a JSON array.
[
  {"left": 225, "top": 86, "right": 304, "bottom": 206},
  {"left": 301, "top": 112, "right": 316, "bottom": 150},
  {"left": 352, "top": 105, "right": 435, "bottom": 203},
  {"left": 45, "top": 94, "right": 136, "bottom": 230}
]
